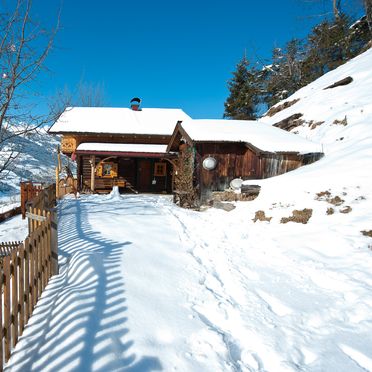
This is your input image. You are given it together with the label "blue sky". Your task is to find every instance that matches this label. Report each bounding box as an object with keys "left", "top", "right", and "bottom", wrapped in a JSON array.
[{"left": 27, "top": 0, "right": 364, "bottom": 119}]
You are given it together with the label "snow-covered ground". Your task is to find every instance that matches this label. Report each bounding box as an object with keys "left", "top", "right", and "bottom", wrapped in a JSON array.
[
  {"left": 5, "top": 193, "right": 372, "bottom": 372},
  {"left": 2, "top": 47, "right": 372, "bottom": 371},
  {"left": 0, "top": 214, "right": 28, "bottom": 242}
]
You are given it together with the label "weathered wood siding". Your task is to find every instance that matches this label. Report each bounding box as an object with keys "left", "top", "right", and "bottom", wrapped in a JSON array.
[
  {"left": 195, "top": 143, "right": 260, "bottom": 200},
  {"left": 194, "top": 142, "right": 323, "bottom": 202},
  {"left": 261, "top": 153, "right": 323, "bottom": 178}
]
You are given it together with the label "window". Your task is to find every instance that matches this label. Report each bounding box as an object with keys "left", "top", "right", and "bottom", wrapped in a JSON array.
[
  {"left": 154, "top": 162, "right": 167, "bottom": 177},
  {"left": 103, "top": 163, "right": 113, "bottom": 176},
  {"left": 96, "top": 162, "right": 118, "bottom": 178}
]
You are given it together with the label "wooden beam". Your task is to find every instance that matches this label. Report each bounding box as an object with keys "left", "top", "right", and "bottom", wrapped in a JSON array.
[{"left": 90, "top": 155, "right": 96, "bottom": 192}]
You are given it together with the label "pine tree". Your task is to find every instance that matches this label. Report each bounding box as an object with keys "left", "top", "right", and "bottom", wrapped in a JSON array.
[
  {"left": 264, "top": 39, "right": 305, "bottom": 107},
  {"left": 303, "top": 14, "right": 351, "bottom": 83},
  {"left": 224, "top": 56, "right": 258, "bottom": 120}
]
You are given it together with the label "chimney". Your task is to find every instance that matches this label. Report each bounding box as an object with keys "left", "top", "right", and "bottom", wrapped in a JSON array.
[{"left": 130, "top": 97, "right": 141, "bottom": 111}]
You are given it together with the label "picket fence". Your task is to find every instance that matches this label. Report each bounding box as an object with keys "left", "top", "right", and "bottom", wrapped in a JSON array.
[{"left": 1, "top": 185, "right": 58, "bottom": 370}]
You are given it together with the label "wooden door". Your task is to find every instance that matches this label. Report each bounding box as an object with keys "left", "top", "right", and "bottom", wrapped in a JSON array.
[{"left": 137, "top": 159, "right": 152, "bottom": 192}]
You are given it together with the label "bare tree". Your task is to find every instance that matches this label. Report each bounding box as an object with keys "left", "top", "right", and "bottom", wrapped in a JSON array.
[
  {"left": 364, "top": 0, "right": 372, "bottom": 34},
  {"left": 0, "top": 0, "right": 61, "bottom": 178},
  {"left": 77, "top": 80, "right": 106, "bottom": 107},
  {"left": 333, "top": 0, "right": 342, "bottom": 19}
]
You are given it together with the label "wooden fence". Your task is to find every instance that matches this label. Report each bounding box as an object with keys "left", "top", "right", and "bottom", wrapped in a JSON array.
[
  {"left": 20, "top": 182, "right": 43, "bottom": 219},
  {"left": 0, "top": 210, "right": 54, "bottom": 370},
  {"left": 20, "top": 182, "right": 57, "bottom": 218},
  {"left": 1, "top": 180, "right": 59, "bottom": 370},
  {"left": 57, "top": 177, "right": 78, "bottom": 199}
]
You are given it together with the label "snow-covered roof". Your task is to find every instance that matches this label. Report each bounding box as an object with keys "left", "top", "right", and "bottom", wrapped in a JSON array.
[
  {"left": 49, "top": 107, "right": 191, "bottom": 136},
  {"left": 178, "top": 119, "right": 322, "bottom": 154},
  {"left": 76, "top": 143, "right": 168, "bottom": 154}
]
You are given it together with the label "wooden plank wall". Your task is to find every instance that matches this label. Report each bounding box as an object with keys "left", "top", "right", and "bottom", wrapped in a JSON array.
[
  {"left": 196, "top": 143, "right": 259, "bottom": 195},
  {"left": 261, "top": 154, "right": 303, "bottom": 178},
  {"left": 195, "top": 143, "right": 323, "bottom": 203},
  {"left": 0, "top": 209, "right": 53, "bottom": 370}
]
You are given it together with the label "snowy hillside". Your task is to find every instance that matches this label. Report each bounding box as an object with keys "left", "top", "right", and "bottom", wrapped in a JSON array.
[
  {"left": 261, "top": 47, "right": 372, "bottom": 191},
  {"left": 241, "top": 47, "right": 372, "bottom": 228},
  {"left": 0, "top": 128, "right": 69, "bottom": 210}
]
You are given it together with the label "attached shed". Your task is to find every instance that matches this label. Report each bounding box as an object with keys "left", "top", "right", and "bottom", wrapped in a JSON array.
[{"left": 167, "top": 120, "right": 324, "bottom": 204}]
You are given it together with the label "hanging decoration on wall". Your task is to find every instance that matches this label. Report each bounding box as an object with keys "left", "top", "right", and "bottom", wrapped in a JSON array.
[{"left": 202, "top": 156, "right": 217, "bottom": 170}]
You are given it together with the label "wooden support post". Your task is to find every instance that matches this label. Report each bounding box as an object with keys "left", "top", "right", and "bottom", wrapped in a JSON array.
[
  {"left": 33, "top": 236, "right": 38, "bottom": 308},
  {"left": 41, "top": 210, "right": 46, "bottom": 290},
  {"left": 18, "top": 243, "right": 25, "bottom": 335},
  {"left": 24, "top": 238, "right": 30, "bottom": 323},
  {"left": 56, "top": 167, "right": 60, "bottom": 200},
  {"left": 29, "top": 239, "right": 34, "bottom": 315},
  {"left": 0, "top": 257, "right": 3, "bottom": 368},
  {"left": 50, "top": 209, "right": 59, "bottom": 276},
  {"left": 11, "top": 248, "right": 18, "bottom": 348},
  {"left": 46, "top": 212, "right": 51, "bottom": 279},
  {"left": 4, "top": 255, "right": 11, "bottom": 362},
  {"left": 90, "top": 155, "right": 96, "bottom": 192}
]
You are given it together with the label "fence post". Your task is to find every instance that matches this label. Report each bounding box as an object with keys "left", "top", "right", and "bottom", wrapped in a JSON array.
[
  {"left": 50, "top": 209, "right": 59, "bottom": 275},
  {"left": 11, "top": 249, "right": 18, "bottom": 348},
  {"left": 24, "top": 238, "right": 30, "bottom": 323},
  {"left": 3, "top": 255, "right": 11, "bottom": 362},
  {"left": 18, "top": 243, "right": 25, "bottom": 336},
  {"left": 0, "top": 260, "right": 3, "bottom": 368}
]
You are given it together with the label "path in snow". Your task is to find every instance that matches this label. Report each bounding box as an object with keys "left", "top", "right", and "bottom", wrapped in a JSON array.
[{"left": 5, "top": 195, "right": 230, "bottom": 371}]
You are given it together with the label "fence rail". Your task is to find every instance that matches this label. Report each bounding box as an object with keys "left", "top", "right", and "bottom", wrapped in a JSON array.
[{"left": 0, "top": 242, "right": 22, "bottom": 257}]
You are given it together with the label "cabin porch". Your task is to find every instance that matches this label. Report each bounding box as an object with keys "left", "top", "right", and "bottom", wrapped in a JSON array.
[{"left": 75, "top": 145, "right": 173, "bottom": 194}]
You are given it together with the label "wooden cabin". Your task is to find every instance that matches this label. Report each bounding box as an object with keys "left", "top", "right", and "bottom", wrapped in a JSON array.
[
  {"left": 48, "top": 105, "right": 191, "bottom": 194},
  {"left": 167, "top": 120, "right": 324, "bottom": 203}
]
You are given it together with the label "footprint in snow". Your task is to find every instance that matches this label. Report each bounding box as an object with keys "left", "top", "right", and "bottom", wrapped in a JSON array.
[
  {"left": 340, "top": 344, "right": 372, "bottom": 371},
  {"left": 256, "top": 290, "right": 293, "bottom": 317}
]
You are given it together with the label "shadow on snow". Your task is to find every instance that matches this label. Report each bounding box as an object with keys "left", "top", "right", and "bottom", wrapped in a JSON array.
[{"left": 6, "top": 196, "right": 162, "bottom": 371}]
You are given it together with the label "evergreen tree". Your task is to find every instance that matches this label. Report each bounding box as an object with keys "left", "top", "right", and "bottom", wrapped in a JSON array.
[
  {"left": 365, "top": 0, "right": 372, "bottom": 35},
  {"left": 303, "top": 13, "right": 351, "bottom": 83},
  {"left": 264, "top": 39, "right": 305, "bottom": 107},
  {"left": 224, "top": 56, "right": 258, "bottom": 120}
]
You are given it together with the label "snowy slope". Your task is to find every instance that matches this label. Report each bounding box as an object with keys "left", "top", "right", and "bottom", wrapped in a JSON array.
[
  {"left": 0, "top": 128, "right": 71, "bottom": 209},
  {"left": 247, "top": 47, "right": 372, "bottom": 220}
]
